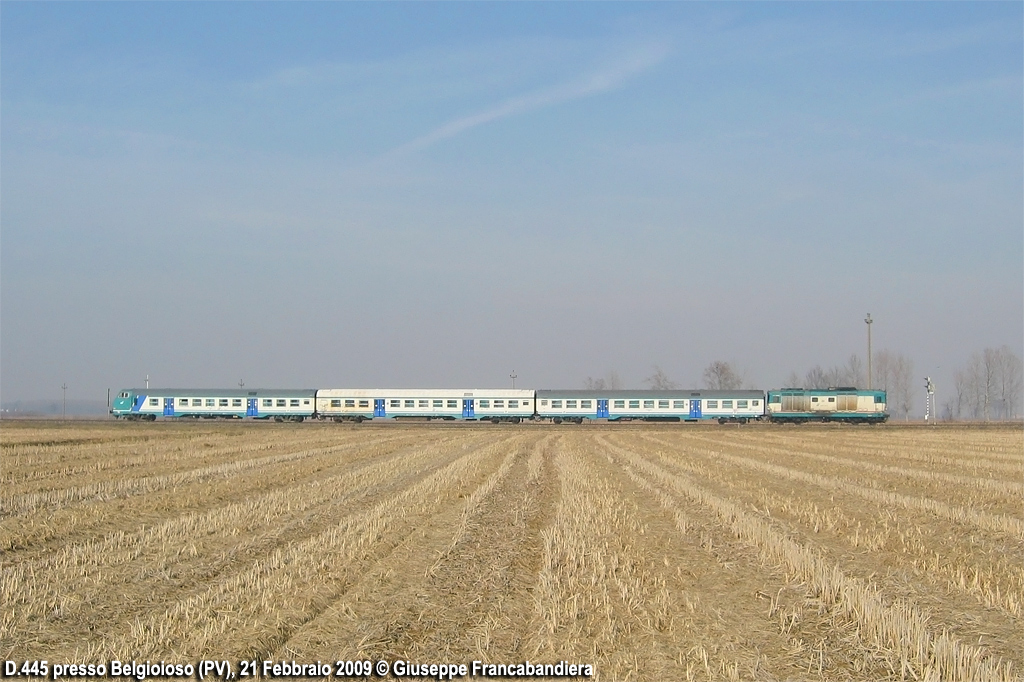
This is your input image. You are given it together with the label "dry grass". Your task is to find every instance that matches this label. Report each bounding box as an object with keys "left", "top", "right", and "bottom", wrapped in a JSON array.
[{"left": 1, "top": 420, "right": 1020, "bottom": 680}]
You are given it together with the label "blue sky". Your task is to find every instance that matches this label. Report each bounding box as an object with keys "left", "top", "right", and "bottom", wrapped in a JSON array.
[{"left": 2, "top": 2, "right": 1021, "bottom": 406}]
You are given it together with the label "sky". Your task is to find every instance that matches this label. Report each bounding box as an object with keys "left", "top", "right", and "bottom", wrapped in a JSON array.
[{"left": 2, "top": 2, "right": 1022, "bottom": 410}]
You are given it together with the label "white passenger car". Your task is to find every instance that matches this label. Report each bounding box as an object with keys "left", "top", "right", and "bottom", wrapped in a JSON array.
[
  {"left": 536, "top": 390, "right": 765, "bottom": 423},
  {"left": 315, "top": 389, "right": 535, "bottom": 422}
]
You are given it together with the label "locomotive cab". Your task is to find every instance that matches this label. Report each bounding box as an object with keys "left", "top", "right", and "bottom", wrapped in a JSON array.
[{"left": 111, "top": 390, "right": 137, "bottom": 418}]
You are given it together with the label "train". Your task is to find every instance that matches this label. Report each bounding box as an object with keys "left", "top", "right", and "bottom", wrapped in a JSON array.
[{"left": 111, "top": 386, "right": 888, "bottom": 424}]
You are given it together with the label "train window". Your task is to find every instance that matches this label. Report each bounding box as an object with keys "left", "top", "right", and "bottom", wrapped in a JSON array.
[
  {"left": 263, "top": 399, "right": 273, "bottom": 407},
  {"left": 191, "top": 399, "right": 200, "bottom": 406},
  {"left": 206, "top": 399, "right": 215, "bottom": 407},
  {"left": 541, "top": 400, "right": 548, "bottom": 406},
  {"left": 220, "top": 399, "right": 229, "bottom": 407},
  {"left": 643, "top": 400, "right": 654, "bottom": 408},
  {"left": 875, "top": 395, "right": 884, "bottom": 403},
  {"left": 566, "top": 400, "right": 577, "bottom": 408},
  {"left": 629, "top": 400, "right": 640, "bottom": 408},
  {"left": 233, "top": 399, "right": 243, "bottom": 407},
  {"left": 722, "top": 400, "right": 733, "bottom": 408},
  {"left": 359, "top": 400, "right": 370, "bottom": 408},
  {"left": 404, "top": 400, "right": 415, "bottom": 408},
  {"left": 391, "top": 400, "right": 400, "bottom": 407},
  {"left": 523, "top": 401, "right": 530, "bottom": 407},
  {"left": 447, "top": 400, "right": 458, "bottom": 408},
  {"left": 614, "top": 400, "right": 625, "bottom": 408},
  {"left": 179, "top": 398, "right": 188, "bottom": 406},
  {"left": 275, "top": 399, "right": 285, "bottom": 407},
  {"left": 479, "top": 400, "right": 490, "bottom": 408},
  {"left": 658, "top": 400, "right": 669, "bottom": 408},
  {"left": 811, "top": 397, "right": 819, "bottom": 403},
  {"left": 418, "top": 399, "right": 429, "bottom": 407},
  {"left": 149, "top": 398, "right": 159, "bottom": 406},
  {"left": 580, "top": 400, "right": 591, "bottom": 408},
  {"left": 828, "top": 397, "right": 835, "bottom": 403},
  {"left": 738, "top": 400, "right": 748, "bottom": 408},
  {"left": 509, "top": 400, "right": 518, "bottom": 408},
  {"left": 707, "top": 400, "right": 718, "bottom": 408},
  {"left": 552, "top": 400, "right": 562, "bottom": 408},
  {"left": 433, "top": 400, "right": 443, "bottom": 408},
  {"left": 769, "top": 395, "right": 781, "bottom": 403},
  {"left": 331, "top": 399, "right": 342, "bottom": 408},
  {"left": 494, "top": 400, "right": 504, "bottom": 407},
  {"left": 345, "top": 399, "right": 355, "bottom": 407},
  {"left": 288, "top": 399, "right": 298, "bottom": 407},
  {"left": 673, "top": 400, "right": 684, "bottom": 408},
  {"left": 753, "top": 400, "right": 760, "bottom": 406},
  {"left": 304, "top": 400, "right": 310, "bottom": 405}
]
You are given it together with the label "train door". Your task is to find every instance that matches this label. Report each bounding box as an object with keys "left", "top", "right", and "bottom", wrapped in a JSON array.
[
  {"left": 689, "top": 399, "right": 702, "bottom": 419},
  {"left": 246, "top": 399, "right": 258, "bottom": 417},
  {"left": 373, "top": 399, "right": 386, "bottom": 417},
  {"left": 462, "top": 399, "right": 475, "bottom": 418},
  {"left": 163, "top": 398, "right": 174, "bottom": 417},
  {"left": 597, "top": 399, "right": 609, "bottom": 418}
]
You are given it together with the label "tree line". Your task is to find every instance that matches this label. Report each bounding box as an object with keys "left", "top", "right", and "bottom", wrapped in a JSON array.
[{"left": 582, "top": 345, "right": 1022, "bottom": 421}]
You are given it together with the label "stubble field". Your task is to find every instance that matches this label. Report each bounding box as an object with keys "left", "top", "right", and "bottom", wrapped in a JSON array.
[{"left": 1, "top": 421, "right": 1021, "bottom": 681}]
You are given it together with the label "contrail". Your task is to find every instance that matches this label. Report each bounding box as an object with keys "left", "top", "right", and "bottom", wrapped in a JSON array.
[{"left": 389, "top": 45, "right": 671, "bottom": 156}]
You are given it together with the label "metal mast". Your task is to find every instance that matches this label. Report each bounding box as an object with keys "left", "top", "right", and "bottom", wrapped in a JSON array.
[{"left": 865, "top": 314, "right": 873, "bottom": 389}]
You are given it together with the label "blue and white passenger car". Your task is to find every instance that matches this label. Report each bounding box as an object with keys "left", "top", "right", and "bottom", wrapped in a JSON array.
[
  {"left": 766, "top": 388, "right": 887, "bottom": 423},
  {"left": 315, "top": 389, "right": 535, "bottom": 422},
  {"left": 535, "top": 390, "right": 765, "bottom": 423},
  {"left": 111, "top": 389, "right": 316, "bottom": 421}
]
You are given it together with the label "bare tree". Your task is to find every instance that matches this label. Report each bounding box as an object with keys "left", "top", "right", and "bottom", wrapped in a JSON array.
[
  {"left": 844, "top": 354, "right": 865, "bottom": 388},
  {"left": 873, "top": 350, "right": 895, "bottom": 392},
  {"left": 944, "top": 369, "right": 968, "bottom": 421},
  {"left": 703, "top": 361, "right": 741, "bottom": 390},
  {"left": 955, "top": 346, "right": 1023, "bottom": 420},
  {"left": 891, "top": 353, "right": 914, "bottom": 420},
  {"left": 804, "top": 365, "right": 828, "bottom": 390},
  {"left": 995, "top": 346, "right": 1022, "bottom": 419},
  {"left": 645, "top": 365, "right": 678, "bottom": 390},
  {"left": 784, "top": 371, "right": 801, "bottom": 389},
  {"left": 584, "top": 370, "right": 624, "bottom": 391}
]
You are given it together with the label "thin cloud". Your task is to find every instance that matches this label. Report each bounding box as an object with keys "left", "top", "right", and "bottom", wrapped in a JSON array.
[{"left": 389, "top": 45, "right": 671, "bottom": 156}]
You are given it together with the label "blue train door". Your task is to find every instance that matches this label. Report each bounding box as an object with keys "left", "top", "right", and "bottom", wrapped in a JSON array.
[
  {"left": 462, "top": 399, "right": 475, "bottom": 418},
  {"left": 373, "top": 399, "right": 386, "bottom": 417},
  {"left": 246, "top": 399, "right": 258, "bottom": 417},
  {"left": 689, "top": 399, "right": 702, "bottom": 419},
  {"left": 597, "top": 399, "right": 609, "bottom": 418},
  {"left": 163, "top": 398, "right": 174, "bottom": 417}
]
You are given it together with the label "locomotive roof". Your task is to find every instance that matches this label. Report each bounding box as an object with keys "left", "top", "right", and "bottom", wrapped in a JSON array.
[{"left": 123, "top": 388, "right": 316, "bottom": 397}]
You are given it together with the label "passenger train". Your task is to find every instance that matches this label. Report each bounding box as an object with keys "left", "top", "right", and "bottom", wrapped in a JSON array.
[{"left": 111, "top": 386, "right": 888, "bottom": 423}]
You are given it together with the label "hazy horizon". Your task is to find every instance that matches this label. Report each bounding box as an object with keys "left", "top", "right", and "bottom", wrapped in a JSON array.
[{"left": 3, "top": 4, "right": 1021, "bottom": 412}]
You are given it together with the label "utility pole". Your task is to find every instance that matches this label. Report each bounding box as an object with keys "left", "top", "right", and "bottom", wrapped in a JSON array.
[
  {"left": 510, "top": 371, "right": 517, "bottom": 389},
  {"left": 62, "top": 383, "right": 68, "bottom": 420},
  {"left": 239, "top": 380, "right": 245, "bottom": 389},
  {"left": 865, "top": 314, "right": 873, "bottom": 389}
]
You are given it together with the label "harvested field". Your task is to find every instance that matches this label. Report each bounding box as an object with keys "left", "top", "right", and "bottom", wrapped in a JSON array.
[{"left": 2, "top": 421, "right": 1021, "bottom": 681}]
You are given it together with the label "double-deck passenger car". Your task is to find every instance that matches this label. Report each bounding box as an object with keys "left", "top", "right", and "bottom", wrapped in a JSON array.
[
  {"left": 110, "top": 389, "right": 316, "bottom": 421},
  {"left": 766, "top": 388, "right": 887, "bottom": 423},
  {"left": 535, "top": 389, "right": 766, "bottom": 423},
  {"left": 315, "top": 389, "right": 535, "bottom": 422}
]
